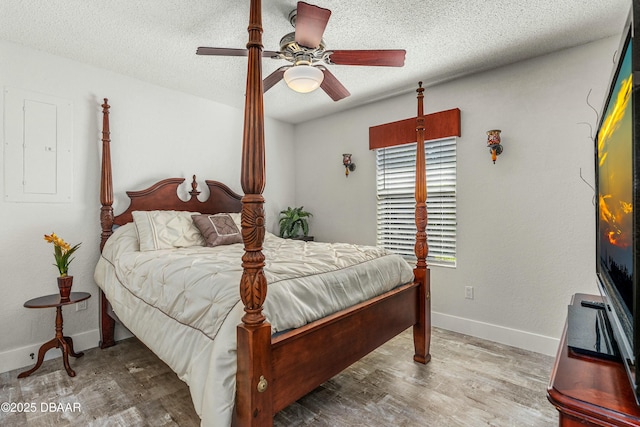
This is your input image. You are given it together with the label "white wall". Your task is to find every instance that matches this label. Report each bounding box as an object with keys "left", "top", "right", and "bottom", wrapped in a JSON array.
[
  {"left": 293, "top": 36, "right": 620, "bottom": 356},
  {"left": 0, "top": 40, "right": 296, "bottom": 373}
]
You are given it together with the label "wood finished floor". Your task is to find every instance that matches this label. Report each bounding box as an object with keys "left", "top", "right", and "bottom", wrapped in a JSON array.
[{"left": 0, "top": 327, "right": 558, "bottom": 426}]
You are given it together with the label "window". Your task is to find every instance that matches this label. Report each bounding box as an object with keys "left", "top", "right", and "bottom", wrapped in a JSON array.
[{"left": 376, "top": 137, "right": 457, "bottom": 267}]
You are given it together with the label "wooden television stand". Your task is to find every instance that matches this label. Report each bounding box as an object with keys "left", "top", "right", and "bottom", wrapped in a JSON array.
[{"left": 548, "top": 294, "right": 640, "bottom": 426}]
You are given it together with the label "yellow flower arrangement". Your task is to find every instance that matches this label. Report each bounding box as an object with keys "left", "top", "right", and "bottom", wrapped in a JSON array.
[{"left": 44, "top": 233, "right": 81, "bottom": 277}]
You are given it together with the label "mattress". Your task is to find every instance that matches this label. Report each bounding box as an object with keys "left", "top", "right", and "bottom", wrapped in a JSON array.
[{"left": 94, "top": 222, "right": 414, "bottom": 426}]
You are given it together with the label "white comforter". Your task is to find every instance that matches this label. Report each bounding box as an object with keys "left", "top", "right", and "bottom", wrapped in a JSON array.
[{"left": 94, "top": 223, "right": 414, "bottom": 426}]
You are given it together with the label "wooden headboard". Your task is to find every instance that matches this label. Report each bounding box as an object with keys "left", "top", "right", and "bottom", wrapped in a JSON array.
[{"left": 112, "top": 176, "right": 242, "bottom": 226}]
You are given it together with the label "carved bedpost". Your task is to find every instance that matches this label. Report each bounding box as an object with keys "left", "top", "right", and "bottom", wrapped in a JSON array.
[
  {"left": 99, "top": 98, "right": 116, "bottom": 349},
  {"left": 100, "top": 98, "right": 114, "bottom": 252},
  {"left": 413, "top": 82, "right": 432, "bottom": 364},
  {"left": 234, "top": 0, "right": 273, "bottom": 425}
]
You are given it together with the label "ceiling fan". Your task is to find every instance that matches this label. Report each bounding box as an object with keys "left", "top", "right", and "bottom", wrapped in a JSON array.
[{"left": 196, "top": 1, "right": 406, "bottom": 101}]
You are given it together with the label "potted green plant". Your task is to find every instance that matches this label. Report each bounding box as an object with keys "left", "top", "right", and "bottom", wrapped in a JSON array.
[{"left": 278, "top": 206, "right": 312, "bottom": 239}]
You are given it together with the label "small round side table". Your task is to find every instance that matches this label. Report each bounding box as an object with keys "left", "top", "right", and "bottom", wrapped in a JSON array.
[{"left": 18, "top": 292, "right": 91, "bottom": 378}]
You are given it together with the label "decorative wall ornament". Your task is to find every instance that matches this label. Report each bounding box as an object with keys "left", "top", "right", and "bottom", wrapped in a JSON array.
[
  {"left": 342, "top": 153, "right": 356, "bottom": 177},
  {"left": 487, "top": 129, "right": 503, "bottom": 163}
]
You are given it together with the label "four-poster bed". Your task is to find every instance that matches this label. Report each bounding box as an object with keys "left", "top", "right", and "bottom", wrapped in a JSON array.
[{"left": 95, "top": 1, "right": 431, "bottom": 425}]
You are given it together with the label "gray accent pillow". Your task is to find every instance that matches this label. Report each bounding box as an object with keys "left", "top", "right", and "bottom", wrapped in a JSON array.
[{"left": 192, "top": 213, "right": 243, "bottom": 247}]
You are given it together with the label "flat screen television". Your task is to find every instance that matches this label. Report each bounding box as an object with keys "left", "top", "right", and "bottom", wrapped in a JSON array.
[{"left": 595, "top": 4, "right": 640, "bottom": 403}]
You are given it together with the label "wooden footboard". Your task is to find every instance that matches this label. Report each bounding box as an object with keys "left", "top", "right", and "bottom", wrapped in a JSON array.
[{"left": 271, "top": 282, "right": 421, "bottom": 413}]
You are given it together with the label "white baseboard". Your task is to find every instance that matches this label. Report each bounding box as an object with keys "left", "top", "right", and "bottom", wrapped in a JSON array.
[
  {"left": 0, "top": 329, "right": 100, "bottom": 374},
  {"left": 433, "top": 311, "right": 560, "bottom": 356}
]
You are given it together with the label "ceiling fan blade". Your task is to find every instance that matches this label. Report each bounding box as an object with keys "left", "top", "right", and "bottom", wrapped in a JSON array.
[
  {"left": 294, "top": 1, "right": 331, "bottom": 49},
  {"left": 318, "top": 67, "right": 350, "bottom": 101},
  {"left": 196, "top": 47, "right": 280, "bottom": 58},
  {"left": 264, "top": 66, "right": 290, "bottom": 92},
  {"left": 327, "top": 50, "right": 406, "bottom": 67}
]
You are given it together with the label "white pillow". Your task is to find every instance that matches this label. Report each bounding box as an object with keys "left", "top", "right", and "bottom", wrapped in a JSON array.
[{"left": 132, "top": 210, "right": 205, "bottom": 251}]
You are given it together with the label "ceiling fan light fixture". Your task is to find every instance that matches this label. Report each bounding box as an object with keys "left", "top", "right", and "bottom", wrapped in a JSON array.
[{"left": 283, "top": 65, "right": 324, "bottom": 93}]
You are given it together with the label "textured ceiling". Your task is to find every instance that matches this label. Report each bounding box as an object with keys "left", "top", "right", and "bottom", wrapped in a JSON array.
[{"left": 0, "top": 0, "right": 630, "bottom": 124}]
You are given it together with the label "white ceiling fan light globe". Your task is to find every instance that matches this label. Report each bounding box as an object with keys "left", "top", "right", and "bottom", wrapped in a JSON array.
[{"left": 283, "top": 65, "right": 324, "bottom": 93}]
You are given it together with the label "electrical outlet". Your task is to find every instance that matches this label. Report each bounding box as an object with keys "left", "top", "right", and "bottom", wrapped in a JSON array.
[
  {"left": 465, "top": 286, "right": 474, "bottom": 300},
  {"left": 76, "top": 300, "right": 87, "bottom": 311}
]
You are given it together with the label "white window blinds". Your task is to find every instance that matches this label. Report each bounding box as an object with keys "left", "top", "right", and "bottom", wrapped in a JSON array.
[{"left": 376, "top": 137, "right": 457, "bottom": 267}]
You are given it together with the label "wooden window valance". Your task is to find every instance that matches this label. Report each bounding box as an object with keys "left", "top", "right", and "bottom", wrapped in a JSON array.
[{"left": 369, "top": 108, "right": 461, "bottom": 150}]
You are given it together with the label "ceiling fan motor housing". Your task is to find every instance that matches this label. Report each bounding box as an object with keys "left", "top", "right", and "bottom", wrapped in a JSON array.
[{"left": 279, "top": 32, "right": 327, "bottom": 65}]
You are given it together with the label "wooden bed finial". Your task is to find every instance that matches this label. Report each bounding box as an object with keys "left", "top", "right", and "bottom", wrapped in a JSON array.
[
  {"left": 189, "top": 175, "right": 200, "bottom": 198},
  {"left": 100, "top": 98, "right": 114, "bottom": 252}
]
